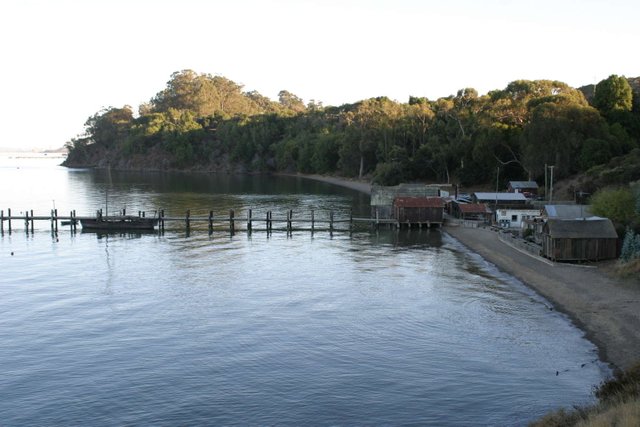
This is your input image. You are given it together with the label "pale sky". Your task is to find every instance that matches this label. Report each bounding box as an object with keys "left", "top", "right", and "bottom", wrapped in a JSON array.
[{"left": 1, "top": 0, "right": 638, "bottom": 150}]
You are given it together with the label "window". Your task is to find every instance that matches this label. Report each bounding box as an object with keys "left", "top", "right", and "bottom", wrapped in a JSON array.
[{"left": 511, "top": 214, "right": 518, "bottom": 221}]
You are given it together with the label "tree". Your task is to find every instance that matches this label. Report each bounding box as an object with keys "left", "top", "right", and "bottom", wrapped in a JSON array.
[
  {"left": 522, "top": 102, "right": 610, "bottom": 179},
  {"left": 590, "top": 187, "right": 637, "bottom": 229},
  {"left": 593, "top": 74, "right": 633, "bottom": 116},
  {"left": 278, "top": 90, "right": 306, "bottom": 113},
  {"left": 84, "top": 106, "right": 134, "bottom": 148}
]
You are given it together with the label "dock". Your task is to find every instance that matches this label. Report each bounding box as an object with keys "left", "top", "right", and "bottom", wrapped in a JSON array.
[{"left": 0, "top": 208, "right": 438, "bottom": 236}]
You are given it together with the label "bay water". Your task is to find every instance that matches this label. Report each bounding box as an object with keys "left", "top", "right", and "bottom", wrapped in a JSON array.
[{"left": 0, "top": 155, "right": 608, "bottom": 425}]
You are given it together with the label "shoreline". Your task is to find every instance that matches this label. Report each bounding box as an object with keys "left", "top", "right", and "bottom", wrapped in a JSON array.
[
  {"left": 277, "top": 173, "right": 372, "bottom": 195},
  {"left": 444, "top": 226, "right": 640, "bottom": 371},
  {"left": 294, "top": 173, "right": 640, "bottom": 371}
]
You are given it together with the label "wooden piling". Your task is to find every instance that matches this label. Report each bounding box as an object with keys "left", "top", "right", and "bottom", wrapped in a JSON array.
[
  {"left": 311, "top": 210, "right": 315, "bottom": 232},
  {"left": 8, "top": 208, "right": 12, "bottom": 233},
  {"left": 208, "top": 210, "right": 214, "bottom": 233},
  {"left": 247, "top": 209, "right": 252, "bottom": 233},
  {"left": 350, "top": 208, "right": 353, "bottom": 232},
  {"left": 287, "top": 210, "right": 292, "bottom": 232},
  {"left": 160, "top": 209, "right": 165, "bottom": 231},
  {"left": 1, "top": 210, "right": 4, "bottom": 233},
  {"left": 330, "top": 210, "right": 334, "bottom": 232},
  {"left": 24, "top": 209, "right": 29, "bottom": 233},
  {"left": 375, "top": 208, "right": 379, "bottom": 229},
  {"left": 186, "top": 210, "right": 191, "bottom": 230},
  {"left": 229, "top": 209, "right": 235, "bottom": 234},
  {"left": 30, "top": 209, "right": 35, "bottom": 233}
]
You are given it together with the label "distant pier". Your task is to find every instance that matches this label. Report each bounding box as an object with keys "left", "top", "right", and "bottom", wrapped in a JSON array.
[{"left": 0, "top": 208, "right": 441, "bottom": 236}]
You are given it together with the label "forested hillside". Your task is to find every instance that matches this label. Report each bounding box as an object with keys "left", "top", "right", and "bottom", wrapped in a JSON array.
[{"left": 63, "top": 70, "right": 640, "bottom": 191}]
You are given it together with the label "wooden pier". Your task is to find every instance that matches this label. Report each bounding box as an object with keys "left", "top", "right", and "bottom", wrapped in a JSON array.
[{"left": 0, "top": 207, "right": 433, "bottom": 236}]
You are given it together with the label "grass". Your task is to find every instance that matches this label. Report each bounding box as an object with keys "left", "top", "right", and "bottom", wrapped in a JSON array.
[
  {"left": 615, "top": 258, "right": 640, "bottom": 277},
  {"left": 531, "top": 362, "right": 640, "bottom": 426}
]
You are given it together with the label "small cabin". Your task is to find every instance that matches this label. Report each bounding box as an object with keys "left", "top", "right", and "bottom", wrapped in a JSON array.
[
  {"left": 541, "top": 218, "right": 618, "bottom": 262},
  {"left": 393, "top": 197, "right": 444, "bottom": 226},
  {"left": 452, "top": 202, "right": 492, "bottom": 222},
  {"left": 507, "top": 181, "right": 539, "bottom": 196}
]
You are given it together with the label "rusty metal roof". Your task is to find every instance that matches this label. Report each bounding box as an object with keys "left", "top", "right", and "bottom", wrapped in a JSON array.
[{"left": 393, "top": 197, "right": 444, "bottom": 208}]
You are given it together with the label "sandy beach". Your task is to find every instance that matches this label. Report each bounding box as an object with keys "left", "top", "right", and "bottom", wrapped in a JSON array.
[{"left": 297, "top": 174, "right": 640, "bottom": 370}]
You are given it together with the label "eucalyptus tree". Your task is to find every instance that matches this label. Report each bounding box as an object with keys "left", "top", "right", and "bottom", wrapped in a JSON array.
[
  {"left": 278, "top": 90, "right": 306, "bottom": 113},
  {"left": 593, "top": 74, "right": 633, "bottom": 116},
  {"left": 522, "top": 102, "right": 611, "bottom": 179},
  {"left": 84, "top": 105, "right": 135, "bottom": 148}
]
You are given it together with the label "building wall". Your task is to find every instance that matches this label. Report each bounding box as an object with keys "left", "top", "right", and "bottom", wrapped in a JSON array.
[
  {"left": 395, "top": 206, "right": 443, "bottom": 223},
  {"left": 542, "top": 237, "right": 618, "bottom": 261},
  {"left": 495, "top": 209, "right": 540, "bottom": 229}
]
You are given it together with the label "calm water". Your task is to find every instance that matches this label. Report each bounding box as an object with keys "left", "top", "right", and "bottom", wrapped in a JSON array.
[{"left": 0, "top": 156, "right": 608, "bottom": 426}]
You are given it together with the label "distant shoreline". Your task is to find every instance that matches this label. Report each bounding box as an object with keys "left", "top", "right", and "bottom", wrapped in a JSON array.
[
  {"left": 278, "top": 173, "right": 372, "bottom": 195},
  {"left": 293, "top": 174, "right": 640, "bottom": 371}
]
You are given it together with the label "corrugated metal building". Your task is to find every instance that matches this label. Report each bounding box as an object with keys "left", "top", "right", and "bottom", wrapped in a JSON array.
[
  {"left": 543, "top": 205, "right": 592, "bottom": 219},
  {"left": 393, "top": 197, "right": 444, "bottom": 226},
  {"left": 541, "top": 218, "right": 618, "bottom": 262},
  {"left": 472, "top": 192, "right": 529, "bottom": 207}
]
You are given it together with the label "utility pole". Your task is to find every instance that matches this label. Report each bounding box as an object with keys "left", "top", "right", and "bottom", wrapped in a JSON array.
[
  {"left": 549, "top": 165, "right": 555, "bottom": 202},
  {"left": 495, "top": 166, "right": 499, "bottom": 208},
  {"left": 544, "top": 163, "right": 548, "bottom": 201}
]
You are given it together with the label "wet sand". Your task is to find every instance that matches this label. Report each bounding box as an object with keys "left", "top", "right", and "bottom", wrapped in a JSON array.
[{"left": 295, "top": 174, "right": 640, "bottom": 370}]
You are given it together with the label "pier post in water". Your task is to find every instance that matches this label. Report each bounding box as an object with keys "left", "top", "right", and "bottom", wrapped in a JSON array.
[
  {"left": 1, "top": 210, "right": 4, "bottom": 233},
  {"left": 350, "top": 208, "right": 353, "bottom": 233},
  {"left": 24, "top": 209, "right": 29, "bottom": 234},
  {"left": 329, "top": 210, "right": 334, "bottom": 233},
  {"left": 186, "top": 210, "right": 191, "bottom": 231},
  {"left": 229, "top": 209, "right": 235, "bottom": 234},
  {"left": 208, "top": 210, "right": 213, "bottom": 234},
  {"left": 247, "top": 209, "right": 252, "bottom": 233},
  {"left": 30, "top": 209, "right": 35, "bottom": 233},
  {"left": 287, "top": 210, "right": 292, "bottom": 233},
  {"left": 265, "top": 211, "right": 270, "bottom": 233},
  {"left": 8, "top": 208, "right": 12, "bottom": 233},
  {"left": 311, "top": 210, "right": 315, "bottom": 233}
]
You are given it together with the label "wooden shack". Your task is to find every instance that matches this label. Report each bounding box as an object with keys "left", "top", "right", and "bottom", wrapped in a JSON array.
[
  {"left": 371, "top": 184, "right": 444, "bottom": 219},
  {"left": 393, "top": 197, "right": 444, "bottom": 227},
  {"left": 507, "top": 181, "right": 539, "bottom": 196},
  {"left": 541, "top": 218, "right": 618, "bottom": 262},
  {"left": 452, "top": 202, "right": 492, "bottom": 222}
]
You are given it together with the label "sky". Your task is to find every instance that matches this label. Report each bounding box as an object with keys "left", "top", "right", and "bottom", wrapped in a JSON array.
[{"left": 1, "top": 0, "right": 638, "bottom": 150}]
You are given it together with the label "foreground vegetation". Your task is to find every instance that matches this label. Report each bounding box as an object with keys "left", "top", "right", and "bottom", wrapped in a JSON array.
[
  {"left": 64, "top": 71, "right": 640, "bottom": 191},
  {"left": 531, "top": 362, "right": 640, "bottom": 426}
]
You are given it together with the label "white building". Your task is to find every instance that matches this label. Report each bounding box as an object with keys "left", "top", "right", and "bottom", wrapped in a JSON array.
[{"left": 495, "top": 208, "right": 541, "bottom": 229}]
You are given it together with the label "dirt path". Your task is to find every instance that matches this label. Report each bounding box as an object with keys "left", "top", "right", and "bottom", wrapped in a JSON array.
[{"left": 445, "top": 225, "right": 640, "bottom": 370}]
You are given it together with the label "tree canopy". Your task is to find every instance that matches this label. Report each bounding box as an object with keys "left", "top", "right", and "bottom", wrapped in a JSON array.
[{"left": 64, "top": 71, "right": 640, "bottom": 190}]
